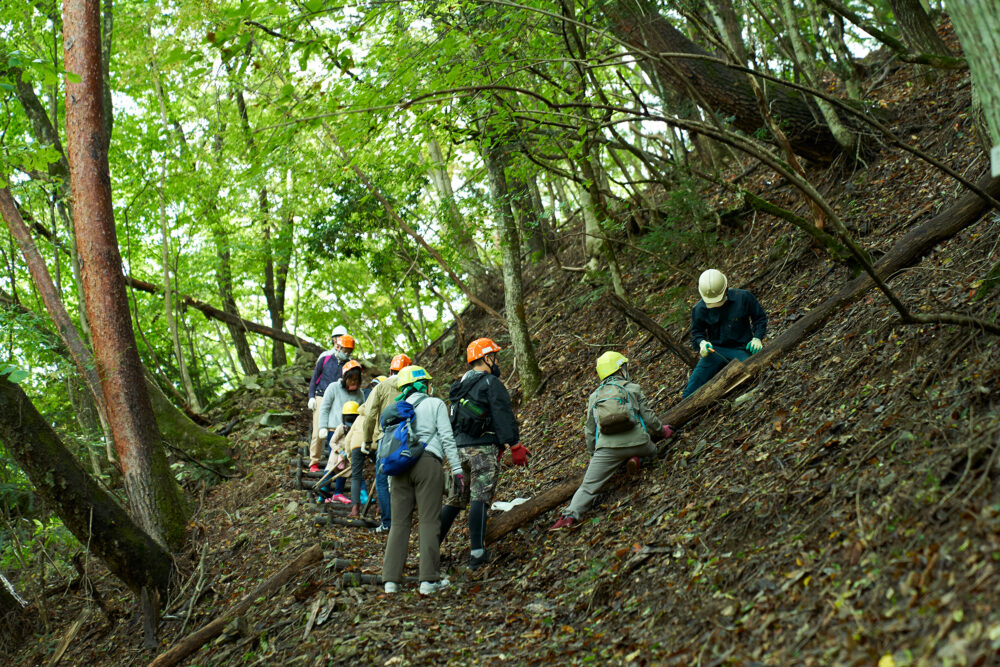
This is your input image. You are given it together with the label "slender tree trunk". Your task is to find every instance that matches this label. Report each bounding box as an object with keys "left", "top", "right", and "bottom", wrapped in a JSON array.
[
  {"left": 578, "top": 156, "right": 627, "bottom": 297},
  {"left": 887, "top": 0, "right": 950, "bottom": 57},
  {"left": 484, "top": 146, "right": 542, "bottom": 397},
  {"left": 62, "top": 0, "right": 187, "bottom": 550},
  {"left": 211, "top": 228, "right": 260, "bottom": 375},
  {"left": 949, "top": 2, "right": 1000, "bottom": 147}
]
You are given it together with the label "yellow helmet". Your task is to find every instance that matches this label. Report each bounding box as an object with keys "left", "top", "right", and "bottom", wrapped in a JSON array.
[
  {"left": 596, "top": 351, "right": 628, "bottom": 380},
  {"left": 396, "top": 365, "right": 432, "bottom": 388},
  {"left": 375, "top": 375, "right": 388, "bottom": 383},
  {"left": 341, "top": 401, "right": 361, "bottom": 416}
]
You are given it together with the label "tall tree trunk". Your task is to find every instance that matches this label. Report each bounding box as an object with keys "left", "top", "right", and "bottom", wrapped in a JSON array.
[
  {"left": 0, "top": 376, "right": 172, "bottom": 596},
  {"left": 62, "top": 0, "right": 187, "bottom": 550},
  {"left": 605, "top": 0, "right": 844, "bottom": 162},
  {"left": 578, "top": 156, "right": 627, "bottom": 298},
  {"left": 949, "top": 2, "right": 1000, "bottom": 147},
  {"left": 887, "top": 0, "right": 950, "bottom": 57},
  {"left": 484, "top": 146, "right": 542, "bottom": 398},
  {"left": 153, "top": 61, "right": 200, "bottom": 411},
  {"left": 211, "top": 228, "right": 260, "bottom": 375}
]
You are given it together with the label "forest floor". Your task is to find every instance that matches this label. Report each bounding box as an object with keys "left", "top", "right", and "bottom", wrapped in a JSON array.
[{"left": 8, "top": 32, "right": 1000, "bottom": 667}]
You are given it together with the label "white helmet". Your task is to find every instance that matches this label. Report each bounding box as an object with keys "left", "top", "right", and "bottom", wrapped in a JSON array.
[
  {"left": 331, "top": 325, "right": 348, "bottom": 338},
  {"left": 698, "top": 269, "right": 728, "bottom": 305}
]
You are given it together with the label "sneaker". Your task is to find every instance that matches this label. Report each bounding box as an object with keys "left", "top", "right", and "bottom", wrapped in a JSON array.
[
  {"left": 373, "top": 524, "right": 389, "bottom": 534},
  {"left": 626, "top": 456, "right": 641, "bottom": 476},
  {"left": 330, "top": 493, "right": 351, "bottom": 505},
  {"left": 468, "top": 551, "right": 490, "bottom": 569},
  {"left": 348, "top": 505, "right": 360, "bottom": 518},
  {"left": 548, "top": 516, "right": 577, "bottom": 531},
  {"left": 384, "top": 582, "right": 398, "bottom": 594},
  {"left": 418, "top": 578, "right": 450, "bottom": 595},
  {"left": 309, "top": 464, "right": 320, "bottom": 473}
]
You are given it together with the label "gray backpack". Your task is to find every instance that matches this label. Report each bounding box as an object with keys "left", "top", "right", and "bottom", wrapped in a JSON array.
[{"left": 593, "top": 380, "right": 639, "bottom": 436}]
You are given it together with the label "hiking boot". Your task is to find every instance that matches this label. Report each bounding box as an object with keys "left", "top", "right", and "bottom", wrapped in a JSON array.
[
  {"left": 548, "top": 516, "right": 577, "bottom": 531},
  {"left": 384, "top": 582, "right": 398, "bottom": 594},
  {"left": 468, "top": 551, "right": 490, "bottom": 569},
  {"left": 626, "top": 456, "right": 641, "bottom": 476},
  {"left": 348, "top": 504, "right": 360, "bottom": 518},
  {"left": 309, "top": 463, "right": 320, "bottom": 473},
  {"left": 418, "top": 578, "right": 450, "bottom": 595}
]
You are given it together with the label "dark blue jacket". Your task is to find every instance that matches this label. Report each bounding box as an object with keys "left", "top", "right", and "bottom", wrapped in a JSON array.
[
  {"left": 690, "top": 288, "right": 768, "bottom": 350},
  {"left": 308, "top": 352, "right": 343, "bottom": 399}
]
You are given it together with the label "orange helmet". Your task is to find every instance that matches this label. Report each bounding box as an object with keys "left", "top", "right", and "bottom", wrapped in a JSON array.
[
  {"left": 337, "top": 335, "right": 356, "bottom": 350},
  {"left": 390, "top": 353, "right": 412, "bottom": 372},
  {"left": 467, "top": 338, "right": 501, "bottom": 364},
  {"left": 341, "top": 360, "right": 362, "bottom": 377}
]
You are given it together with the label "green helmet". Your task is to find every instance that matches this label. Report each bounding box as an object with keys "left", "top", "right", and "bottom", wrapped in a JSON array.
[{"left": 596, "top": 351, "right": 628, "bottom": 381}]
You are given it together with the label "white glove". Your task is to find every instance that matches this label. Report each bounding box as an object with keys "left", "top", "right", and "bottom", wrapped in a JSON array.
[
  {"left": 319, "top": 428, "right": 328, "bottom": 439},
  {"left": 307, "top": 397, "right": 316, "bottom": 410},
  {"left": 360, "top": 443, "right": 370, "bottom": 455},
  {"left": 699, "top": 340, "right": 715, "bottom": 358},
  {"left": 746, "top": 337, "right": 762, "bottom": 354}
]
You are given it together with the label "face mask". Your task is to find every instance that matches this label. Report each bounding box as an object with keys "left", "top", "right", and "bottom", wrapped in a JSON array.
[{"left": 335, "top": 349, "right": 350, "bottom": 362}]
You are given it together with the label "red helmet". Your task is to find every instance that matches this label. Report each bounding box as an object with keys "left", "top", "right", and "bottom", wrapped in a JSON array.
[
  {"left": 341, "top": 360, "right": 361, "bottom": 377},
  {"left": 390, "top": 353, "right": 412, "bottom": 372},
  {"left": 337, "top": 335, "right": 356, "bottom": 350},
  {"left": 467, "top": 338, "right": 501, "bottom": 364}
]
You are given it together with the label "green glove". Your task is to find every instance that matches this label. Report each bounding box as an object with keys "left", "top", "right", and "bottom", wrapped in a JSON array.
[
  {"left": 699, "top": 340, "right": 714, "bottom": 358},
  {"left": 746, "top": 337, "right": 762, "bottom": 354}
]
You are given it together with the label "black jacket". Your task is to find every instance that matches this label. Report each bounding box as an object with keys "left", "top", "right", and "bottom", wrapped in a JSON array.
[
  {"left": 450, "top": 370, "right": 519, "bottom": 448},
  {"left": 690, "top": 288, "right": 768, "bottom": 350}
]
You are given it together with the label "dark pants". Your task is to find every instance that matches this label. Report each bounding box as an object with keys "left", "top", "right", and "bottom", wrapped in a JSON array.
[{"left": 682, "top": 346, "right": 749, "bottom": 398}]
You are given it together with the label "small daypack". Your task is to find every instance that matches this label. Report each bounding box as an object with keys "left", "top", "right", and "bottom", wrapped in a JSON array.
[
  {"left": 448, "top": 374, "right": 491, "bottom": 438},
  {"left": 377, "top": 395, "right": 428, "bottom": 476},
  {"left": 593, "top": 380, "right": 640, "bottom": 436}
]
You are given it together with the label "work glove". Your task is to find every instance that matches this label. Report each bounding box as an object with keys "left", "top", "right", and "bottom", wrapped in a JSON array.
[
  {"left": 453, "top": 473, "right": 465, "bottom": 497},
  {"left": 360, "top": 442, "right": 370, "bottom": 455},
  {"left": 319, "top": 428, "right": 328, "bottom": 439},
  {"left": 510, "top": 443, "right": 529, "bottom": 466},
  {"left": 699, "top": 340, "right": 714, "bottom": 358},
  {"left": 662, "top": 424, "right": 674, "bottom": 439},
  {"left": 746, "top": 337, "right": 762, "bottom": 354},
  {"left": 308, "top": 397, "right": 316, "bottom": 410}
]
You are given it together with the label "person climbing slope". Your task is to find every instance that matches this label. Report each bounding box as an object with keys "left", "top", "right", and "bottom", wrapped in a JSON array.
[
  {"left": 360, "top": 354, "right": 412, "bottom": 533},
  {"left": 439, "top": 338, "right": 527, "bottom": 568},
  {"left": 682, "top": 269, "right": 768, "bottom": 398},
  {"left": 381, "top": 366, "right": 464, "bottom": 595},
  {"left": 317, "top": 359, "right": 365, "bottom": 472},
  {"left": 307, "top": 329, "right": 354, "bottom": 470},
  {"left": 550, "top": 351, "right": 670, "bottom": 531},
  {"left": 317, "top": 401, "right": 360, "bottom": 505}
]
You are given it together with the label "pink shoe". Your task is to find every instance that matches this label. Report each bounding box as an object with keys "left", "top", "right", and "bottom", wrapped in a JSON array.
[
  {"left": 309, "top": 464, "right": 320, "bottom": 473},
  {"left": 331, "top": 493, "right": 351, "bottom": 505}
]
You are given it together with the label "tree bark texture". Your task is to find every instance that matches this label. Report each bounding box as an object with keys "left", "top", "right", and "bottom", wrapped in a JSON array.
[
  {"left": 0, "top": 376, "right": 172, "bottom": 595},
  {"left": 0, "top": 572, "right": 31, "bottom": 652},
  {"left": 949, "top": 2, "right": 1000, "bottom": 145},
  {"left": 886, "top": 0, "right": 950, "bottom": 58},
  {"left": 605, "top": 0, "right": 844, "bottom": 163},
  {"left": 62, "top": 0, "right": 187, "bottom": 550},
  {"left": 484, "top": 146, "right": 543, "bottom": 397},
  {"left": 485, "top": 171, "right": 1000, "bottom": 544}
]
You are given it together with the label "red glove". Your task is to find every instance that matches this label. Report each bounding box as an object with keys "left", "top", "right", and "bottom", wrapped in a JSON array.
[
  {"left": 662, "top": 424, "right": 674, "bottom": 439},
  {"left": 510, "top": 443, "right": 529, "bottom": 466},
  {"left": 453, "top": 474, "right": 465, "bottom": 496}
]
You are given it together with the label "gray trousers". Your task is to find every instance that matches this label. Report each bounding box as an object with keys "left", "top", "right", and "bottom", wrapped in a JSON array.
[
  {"left": 381, "top": 454, "right": 445, "bottom": 583},
  {"left": 565, "top": 442, "right": 657, "bottom": 520}
]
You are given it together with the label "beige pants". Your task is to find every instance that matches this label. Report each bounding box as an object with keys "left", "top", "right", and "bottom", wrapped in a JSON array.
[
  {"left": 309, "top": 400, "right": 325, "bottom": 466},
  {"left": 565, "top": 442, "right": 656, "bottom": 520},
  {"left": 381, "top": 454, "right": 445, "bottom": 583}
]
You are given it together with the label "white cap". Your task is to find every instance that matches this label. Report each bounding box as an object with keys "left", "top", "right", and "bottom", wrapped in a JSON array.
[{"left": 698, "top": 269, "right": 728, "bottom": 306}]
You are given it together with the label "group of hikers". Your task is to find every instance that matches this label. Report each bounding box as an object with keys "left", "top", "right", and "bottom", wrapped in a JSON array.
[{"left": 303, "top": 269, "right": 768, "bottom": 594}]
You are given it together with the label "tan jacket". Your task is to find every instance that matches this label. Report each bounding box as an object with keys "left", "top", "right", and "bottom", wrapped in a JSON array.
[
  {"left": 584, "top": 379, "right": 662, "bottom": 454},
  {"left": 360, "top": 375, "right": 400, "bottom": 446}
]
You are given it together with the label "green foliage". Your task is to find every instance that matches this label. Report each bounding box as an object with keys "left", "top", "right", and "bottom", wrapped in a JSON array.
[{"left": 640, "top": 175, "right": 718, "bottom": 261}]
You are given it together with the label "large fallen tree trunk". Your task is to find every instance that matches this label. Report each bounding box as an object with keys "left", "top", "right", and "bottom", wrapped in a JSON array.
[
  {"left": 0, "top": 375, "right": 172, "bottom": 595},
  {"left": 486, "top": 172, "right": 1000, "bottom": 544}
]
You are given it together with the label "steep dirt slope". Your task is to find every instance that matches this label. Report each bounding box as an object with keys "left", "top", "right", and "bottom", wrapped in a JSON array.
[{"left": 9, "top": 44, "right": 1000, "bottom": 667}]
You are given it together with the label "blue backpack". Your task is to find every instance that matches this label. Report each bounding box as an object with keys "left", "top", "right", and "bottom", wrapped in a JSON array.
[{"left": 377, "top": 395, "right": 428, "bottom": 476}]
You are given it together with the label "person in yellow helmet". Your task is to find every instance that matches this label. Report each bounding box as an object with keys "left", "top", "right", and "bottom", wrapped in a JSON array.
[
  {"left": 317, "top": 400, "right": 362, "bottom": 506},
  {"left": 549, "top": 351, "right": 671, "bottom": 531}
]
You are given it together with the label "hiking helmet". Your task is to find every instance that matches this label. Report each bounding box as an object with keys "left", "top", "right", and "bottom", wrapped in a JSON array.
[
  {"left": 596, "top": 351, "right": 629, "bottom": 381},
  {"left": 698, "top": 269, "right": 728, "bottom": 305},
  {"left": 390, "top": 353, "right": 412, "bottom": 372},
  {"left": 374, "top": 375, "right": 388, "bottom": 383},
  {"left": 396, "top": 365, "right": 432, "bottom": 388},
  {"left": 341, "top": 360, "right": 362, "bottom": 377},
  {"left": 467, "top": 338, "right": 501, "bottom": 364},
  {"left": 331, "top": 325, "right": 348, "bottom": 343},
  {"left": 341, "top": 401, "right": 361, "bottom": 416},
  {"left": 337, "top": 334, "right": 356, "bottom": 350}
]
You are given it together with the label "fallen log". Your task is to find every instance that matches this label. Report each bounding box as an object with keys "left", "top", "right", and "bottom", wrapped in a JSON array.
[
  {"left": 607, "top": 292, "right": 697, "bottom": 368},
  {"left": 485, "top": 171, "right": 1000, "bottom": 545},
  {"left": 147, "top": 544, "right": 322, "bottom": 667}
]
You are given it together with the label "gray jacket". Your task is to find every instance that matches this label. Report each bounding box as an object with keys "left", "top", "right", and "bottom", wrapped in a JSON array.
[
  {"left": 406, "top": 392, "right": 462, "bottom": 475},
  {"left": 318, "top": 380, "right": 365, "bottom": 431},
  {"left": 584, "top": 379, "right": 662, "bottom": 454}
]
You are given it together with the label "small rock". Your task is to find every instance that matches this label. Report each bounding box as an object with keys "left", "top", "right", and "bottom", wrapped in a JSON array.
[{"left": 285, "top": 501, "right": 299, "bottom": 513}]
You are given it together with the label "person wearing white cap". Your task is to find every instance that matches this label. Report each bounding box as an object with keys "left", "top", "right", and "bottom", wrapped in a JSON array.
[
  {"left": 306, "top": 326, "right": 352, "bottom": 471},
  {"left": 682, "top": 269, "right": 768, "bottom": 398}
]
